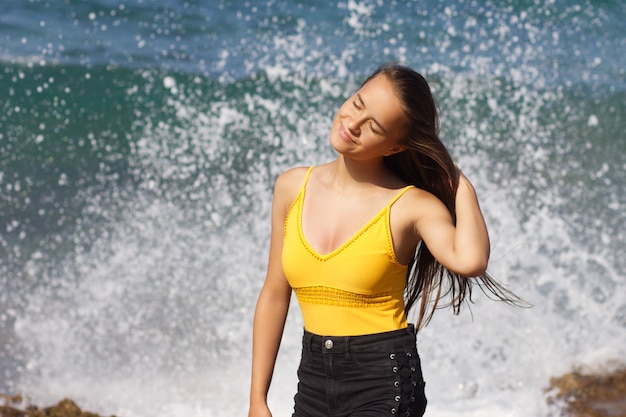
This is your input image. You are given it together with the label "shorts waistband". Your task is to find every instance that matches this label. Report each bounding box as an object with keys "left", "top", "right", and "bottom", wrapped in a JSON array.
[{"left": 303, "top": 325, "right": 416, "bottom": 353}]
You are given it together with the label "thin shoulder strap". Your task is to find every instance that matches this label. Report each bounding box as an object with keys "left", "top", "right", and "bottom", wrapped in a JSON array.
[
  {"left": 300, "top": 166, "right": 315, "bottom": 192},
  {"left": 387, "top": 185, "right": 415, "bottom": 208},
  {"left": 286, "top": 166, "right": 316, "bottom": 234},
  {"left": 303, "top": 166, "right": 314, "bottom": 185}
]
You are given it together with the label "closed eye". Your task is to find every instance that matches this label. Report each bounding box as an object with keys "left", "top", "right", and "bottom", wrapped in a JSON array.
[{"left": 354, "top": 93, "right": 386, "bottom": 135}]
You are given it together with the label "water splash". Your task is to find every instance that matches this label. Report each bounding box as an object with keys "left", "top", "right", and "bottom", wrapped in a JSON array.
[{"left": 1, "top": 1, "right": 625, "bottom": 416}]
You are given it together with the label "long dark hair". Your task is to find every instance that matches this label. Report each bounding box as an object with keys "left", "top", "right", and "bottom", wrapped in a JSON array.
[{"left": 363, "top": 63, "right": 526, "bottom": 330}]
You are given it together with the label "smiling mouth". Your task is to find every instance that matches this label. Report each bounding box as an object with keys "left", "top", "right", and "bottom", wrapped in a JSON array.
[{"left": 339, "top": 123, "right": 355, "bottom": 143}]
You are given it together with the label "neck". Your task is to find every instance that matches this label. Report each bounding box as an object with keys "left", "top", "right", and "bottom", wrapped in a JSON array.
[{"left": 329, "top": 155, "right": 392, "bottom": 189}]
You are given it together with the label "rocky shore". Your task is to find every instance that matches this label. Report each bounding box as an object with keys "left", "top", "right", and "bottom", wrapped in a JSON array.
[
  {"left": 545, "top": 365, "right": 626, "bottom": 417},
  {"left": 1, "top": 366, "right": 625, "bottom": 417},
  {"left": 0, "top": 396, "right": 115, "bottom": 417}
]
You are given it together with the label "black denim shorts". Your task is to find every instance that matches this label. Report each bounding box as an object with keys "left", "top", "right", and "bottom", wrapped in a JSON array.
[{"left": 293, "top": 325, "right": 427, "bottom": 417}]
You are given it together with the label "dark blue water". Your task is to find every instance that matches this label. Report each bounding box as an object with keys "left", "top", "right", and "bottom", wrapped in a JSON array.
[{"left": 1, "top": 1, "right": 625, "bottom": 416}]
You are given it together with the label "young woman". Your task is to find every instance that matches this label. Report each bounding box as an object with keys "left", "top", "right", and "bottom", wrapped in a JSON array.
[{"left": 248, "top": 63, "right": 520, "bottom": 417}]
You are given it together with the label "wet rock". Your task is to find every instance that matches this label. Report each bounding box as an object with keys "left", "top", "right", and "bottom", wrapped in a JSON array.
[
  {"left": 546, "top": 365, "right": 626, "bottom": 417},
  {"left": 0, "top": 395, "right": 116, "bottom": 417}
]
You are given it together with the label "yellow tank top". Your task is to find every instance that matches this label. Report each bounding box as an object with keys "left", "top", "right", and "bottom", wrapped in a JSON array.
[{"left": 282, "top": 166, "right": 413, "bottom": 336}]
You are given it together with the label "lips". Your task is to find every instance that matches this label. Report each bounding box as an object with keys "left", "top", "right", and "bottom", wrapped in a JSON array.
[{"left": 338, "top": 123, "right": 355, "bottom": 143}]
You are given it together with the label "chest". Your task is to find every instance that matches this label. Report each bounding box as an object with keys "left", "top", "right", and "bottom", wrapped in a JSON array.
[
  {"left": 301, "top": 191, "right": 391, "bottom": 256},
  {"left": 282, "top": 194, "right": 409, "bottom": 293}
]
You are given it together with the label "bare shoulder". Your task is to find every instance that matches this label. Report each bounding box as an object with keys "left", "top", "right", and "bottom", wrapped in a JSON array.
[
  {"left": 272, "top": 166, "right": 309, "bottom": 209},
  {"left": 395, "top": 186, "right": 451, "bottom": 221},
  {"left": 274, "top": 166, "right": 309, "bottom": 193},
  {"left": 402, "top": 186, "right": 444, "bottom": 205}
]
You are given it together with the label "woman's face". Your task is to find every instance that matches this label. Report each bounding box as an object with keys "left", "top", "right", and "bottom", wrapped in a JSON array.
[{"left": 330, "top": 74, "right": 407, "bottom": 160}]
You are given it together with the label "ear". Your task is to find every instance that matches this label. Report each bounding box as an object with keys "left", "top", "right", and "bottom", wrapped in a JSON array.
[{"left": 385, "top": 145, "right": 407, "bottom": 156}]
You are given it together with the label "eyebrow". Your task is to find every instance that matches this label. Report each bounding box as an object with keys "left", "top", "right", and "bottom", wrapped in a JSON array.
[{"left": 356, "top": 93, "right": 388, "bottom": 133}]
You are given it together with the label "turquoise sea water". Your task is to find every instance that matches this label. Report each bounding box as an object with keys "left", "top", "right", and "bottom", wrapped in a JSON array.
[{"left": 1, "top": 1, "right": 625, "bottom": 416}]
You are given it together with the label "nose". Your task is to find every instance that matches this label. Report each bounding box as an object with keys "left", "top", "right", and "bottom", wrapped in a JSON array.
[
  {"left": 347, "top": 121, "right": 359, "bottom": 135},
  {"left": 347, "top": 115, "right": 364, "bottom": 135}
]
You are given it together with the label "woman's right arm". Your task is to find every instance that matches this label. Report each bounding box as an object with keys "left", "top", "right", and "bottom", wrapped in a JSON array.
[{"left": 248, "top": 169, "right": 302, "bottom": 417}]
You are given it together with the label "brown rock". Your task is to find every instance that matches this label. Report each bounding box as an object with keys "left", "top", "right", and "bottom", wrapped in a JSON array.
[
  {"left": 43, "top": 399, "right": 91, "bottom": 417},
  {"left": 0, "top": 394, "right": 26, "bottom": 417},
  {"left": 0, "top": 396, "right": 116, "bottom": 417},
  {"left": 546, "top": 365, "right": 626, "bottom": 417}
]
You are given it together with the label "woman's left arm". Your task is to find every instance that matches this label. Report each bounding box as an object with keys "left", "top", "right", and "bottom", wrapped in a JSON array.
[{"left": 414, "top": 171, "right": 490, "bottom": 277}]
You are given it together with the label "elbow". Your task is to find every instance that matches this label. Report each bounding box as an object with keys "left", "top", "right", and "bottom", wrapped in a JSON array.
[
  {"left": 461, "top": 244, "right": 490, "bottom": 277},
  {"left": 452, "top": 256, "right": 489, "bottom": 277},
  {"left": 466, "top": 259, "right": 489, "bottom": 277}
]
